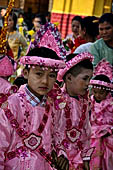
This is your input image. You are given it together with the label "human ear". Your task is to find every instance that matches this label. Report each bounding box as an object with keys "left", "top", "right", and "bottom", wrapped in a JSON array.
[
  {"left": 66, "top": 73, "right": 72, "bottom": 83},
  {"left": 83, "top": 27, "right": 86, "bottom": 35},
  {"left": 23, "top": 69, "right": 29, "bottom": 80}
]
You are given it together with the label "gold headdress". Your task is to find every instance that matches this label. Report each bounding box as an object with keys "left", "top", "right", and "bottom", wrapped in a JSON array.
[{"left": 0, "top": 0, "right": 15, "bottom": 54}]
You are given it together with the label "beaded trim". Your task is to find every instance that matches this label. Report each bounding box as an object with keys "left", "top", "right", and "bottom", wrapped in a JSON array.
[
  {"left": 20, "top": 56, "right": 66, "bottom": 70},
  {"left": 28, "top": 22, "right": 67, "bottom": 59},
  {"left": 48, "top": 84, "right": 89, "bottom": 151},
  {"left": 3, "top": 99, "right": 52, "bottom": 164},
  {"left": 89, "top": 80, "right": 113, "bottom": 91},
  {"left": 1, "top": 83, "right": 66, "bottom": 165},
  {"left": 58, "top": 52, "right": 94, "bottom": 81}
]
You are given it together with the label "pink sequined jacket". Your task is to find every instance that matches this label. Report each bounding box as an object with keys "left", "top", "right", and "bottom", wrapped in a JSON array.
[
  {"left": 53, "top": 86, "right": 93, "bottom": 169},
  {"left": 90, "top": 93, "right": 113, "bottom": 138},
  {"left": 0, "top": 84, "right": 63, "bottom": 170}
]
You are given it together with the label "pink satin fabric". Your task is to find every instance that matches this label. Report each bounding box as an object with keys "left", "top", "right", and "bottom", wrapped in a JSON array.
[
  {"left": 90, "top": 94, "right": 113, "bottom": 170},
  {"left": 53, "top": 86, "right": 91, "bottom": 169},
  {"left": 0, "top": 77, "right": 11, "bottom": 94},
  {"left": 0, "top": 85, "right": 54, "bottom": 170}
]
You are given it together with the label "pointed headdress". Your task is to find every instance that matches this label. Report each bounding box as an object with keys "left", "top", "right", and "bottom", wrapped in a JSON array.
[
  {"left": 90, "top": 59, "right": 113, "bottom": 91},
  {"left": 20, "top": 22, "right": 66, "bottom": 70}
]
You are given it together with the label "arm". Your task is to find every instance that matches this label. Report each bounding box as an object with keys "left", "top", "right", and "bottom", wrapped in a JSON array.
[
  {"left": 80, "top": 102, "right": 94, "bottom": 164},
  {"left": 19, "top": 33, "right": 28, "bottom": 56},
  {"left": 0, "top": 108, "right": 12, "bottom": 169}
]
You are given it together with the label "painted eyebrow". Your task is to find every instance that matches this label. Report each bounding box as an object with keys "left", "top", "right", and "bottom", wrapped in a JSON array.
[
  {"left": 83, "top": 75, "right": 90, "bottom": 78},
  {"left": 99, "top": 26, "right": 111, "bottom": 29}
]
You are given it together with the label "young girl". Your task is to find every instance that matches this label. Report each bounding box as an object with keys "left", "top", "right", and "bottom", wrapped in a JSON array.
[
  {"left": 0, "top": 23, "right": 69, "bottom": 170},
  {"left": 0, "top": 6, "right": 17, "bottom": 94},
  {"left": 57, "top": 52, "right": 94, "bottom": 170},
  {"left": 74, "top": 16, "right": 99, "bottom": 54},
  {"left": 7, "top": 11, "right": 28, "bottom": 60},
  {"left": 89, "top": 59, "right": 113, "bottom": 170}
]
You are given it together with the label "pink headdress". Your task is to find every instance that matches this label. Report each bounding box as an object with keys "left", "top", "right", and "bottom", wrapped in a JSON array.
[
  {"left": 20, "top": 22, "right": 66, "bottom": 70},
  {"left": 57, "top": 52, "right": 94, "bottom": 81},
  {"left": 90, "top": 59, "right": 113, "bottom": 91},
  {"left": 0, "top": 55, "right": 14, "bottom": 77}
]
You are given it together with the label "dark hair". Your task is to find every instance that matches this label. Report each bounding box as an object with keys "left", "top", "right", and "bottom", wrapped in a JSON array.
[
  {"left": 0, "top": 26, "right": 2, "bottom": 34},
  {"left": 9, "top": 12, "right": 17, "bottom": 30},
  {"left": 18, "top": 11, "right": 24, "bottom": 18},
  {"left": 72, "top": 16, "right": 82, "bottom": 24},
  {"left": 99, "top": 13, "right": 113, "bottom": 26},
  {"left": 27, "top": 47, "right": 61, "bottom": 60},
  {"left": 81, "top": 16, "right": 99, "bottom": 38},
  {"left": 63, "top": 54, "right": 93, "bottom": 80},
  {"left": 13, "top": 76, "right": 28, "bottom": 88},
  {"left": 33, "top": 14, "right": 46, "bottom": 25},
  {"left": 93, "top": 74, "right": 111, "bottom": 83}
]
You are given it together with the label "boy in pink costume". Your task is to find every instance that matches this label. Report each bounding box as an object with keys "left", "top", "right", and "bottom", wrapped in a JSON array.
[
  {"left": 0, "top": 23, "right": 70, "bottom": 170},
  {"left": 89, "top": 59, "right": 113, "bottom": 170},
  {"left": 57, "top": 52, "right": 94, "bottom": 170}
]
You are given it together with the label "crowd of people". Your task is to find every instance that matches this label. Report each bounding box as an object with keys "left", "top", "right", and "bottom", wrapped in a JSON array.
[{"left": 0, "top": 4, "right": 113, "bottom": 170}]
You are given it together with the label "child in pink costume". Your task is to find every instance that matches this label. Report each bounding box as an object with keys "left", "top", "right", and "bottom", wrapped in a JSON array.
[
  {"left": 0, "top": 23, "right": 69, "bottom": 170},
  {"left": 57, "top": 52, "right": 94, "bottom": 170},
  {"left": 89, "top": 59, "right": 113, "bottom": 170}
]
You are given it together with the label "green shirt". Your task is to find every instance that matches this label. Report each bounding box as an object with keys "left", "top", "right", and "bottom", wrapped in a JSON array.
[{"left": 89, "top": 38, "right": 113, "bottom": 67}]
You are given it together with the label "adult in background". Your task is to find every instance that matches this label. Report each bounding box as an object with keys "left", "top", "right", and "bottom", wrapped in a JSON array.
[
  {"left": 27, "top": 13, "right": 47, "bottom": 42},
  {"left": 17, "top": 11, "right": 28, "bottom": 38},
  {"left": 7, "top": 11, "right": 28, "bottom": 61},
  {"left": 74, "top": 16, "right": 99, "bottom": 53},
  {"left": 65, "top": 16, "right": 82, "bottom": 42},
  {"left": 63, "top": 16, "right": 82, "bottom": 53},
  {"left": 89, "top": 13, "right": 113, "bottom": 67}
]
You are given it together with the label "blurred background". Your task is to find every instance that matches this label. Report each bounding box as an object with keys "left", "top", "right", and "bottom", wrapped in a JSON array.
[{"left": 0, "top": 0, "right": 113, "bottom": 38}]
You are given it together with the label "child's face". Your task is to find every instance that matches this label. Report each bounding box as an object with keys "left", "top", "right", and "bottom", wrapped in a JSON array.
[
  {"left": 24, "top": 66, "right": 57, "bottom": 98},
  {"left": 71, "top": 20, "right": 81, "bottom": 36},
  {"left": 67, "top": 68, "right": 93, "bottom": 96},
  {"left": 33, "top": 17, "right": 41, "bottom": 31},
  {"left": 92, "top": 88, "right": 108, "bottom": 102}
]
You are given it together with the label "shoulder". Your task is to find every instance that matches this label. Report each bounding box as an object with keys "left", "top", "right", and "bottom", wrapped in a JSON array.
[
  {"left": 92, "top": 38, "right": 107, "bottom": 48},
  {"left": 0, "top": 78, "right": 11, "bottom": 94},
  {"left": 8, "top": 86, "right": 26, "bottom": 107},
  {"left": 66, "top": 33, "right": 73, "bottom": 39},
  {"left": 15, "top": 31, "right": 25, "bottom": 39},
  {"left": 74, "top": 42, "right": 93, "bottom": 53}
]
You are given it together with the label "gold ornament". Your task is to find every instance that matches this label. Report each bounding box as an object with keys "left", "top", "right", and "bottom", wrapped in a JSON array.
[{"left": 0, "top": 0, "right": 15, "bottom": 54}]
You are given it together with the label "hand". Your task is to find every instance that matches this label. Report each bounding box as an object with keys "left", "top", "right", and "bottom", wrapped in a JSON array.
[
  {"left": 83, "top": 161, "right": 90, "bottom": 170},
  {"left": 51, "top": 150, "right": 69, "bottom": 170}
]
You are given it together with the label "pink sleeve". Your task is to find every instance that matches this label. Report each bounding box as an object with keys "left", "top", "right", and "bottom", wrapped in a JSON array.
[
  {"left": 0, "top": 108, "right": 12, "bottom": 169},
  {"left": 80, "top": 109, "right": 93, "bottom": 160}
]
